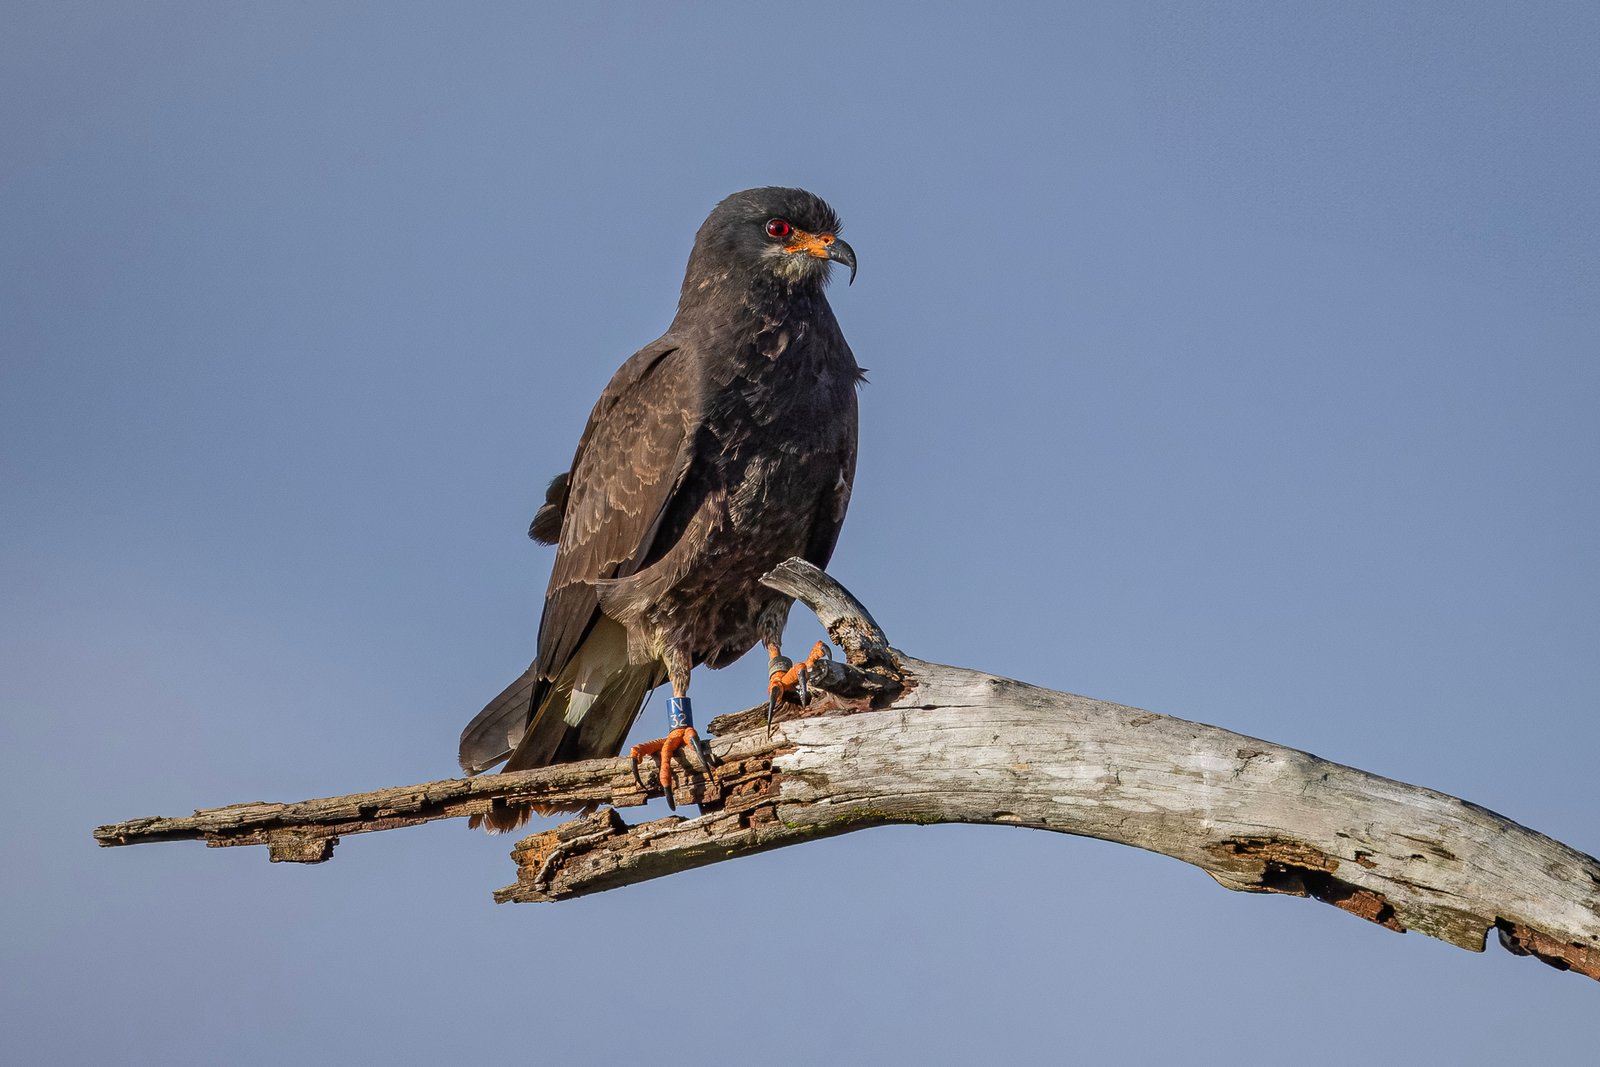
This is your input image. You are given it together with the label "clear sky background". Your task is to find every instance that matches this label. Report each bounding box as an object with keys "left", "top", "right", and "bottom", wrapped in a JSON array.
[{"left": 4, "top": 3, "right": 1597, "bottom": 1063}]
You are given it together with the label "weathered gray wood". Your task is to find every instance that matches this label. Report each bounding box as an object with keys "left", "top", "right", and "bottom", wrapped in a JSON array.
[
  {"left": 94, "top": 559, "right": 1600, "bottom": 983},
  {"left": 92, "top": 745, "right": 743, "bottom": 856}
]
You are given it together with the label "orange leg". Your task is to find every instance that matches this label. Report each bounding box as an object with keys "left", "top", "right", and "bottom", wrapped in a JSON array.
[
  {"left": 628, "top": 686, "right": 713, "bottom": 811},
  {"left": 766, "top": 639, "right": 831, "bottom": 728}
]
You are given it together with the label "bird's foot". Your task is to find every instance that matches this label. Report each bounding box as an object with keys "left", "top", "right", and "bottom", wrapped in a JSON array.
[
  {"left": 629, "top": 726, "right": 714, "bottom": 811},
  {"left": 767, "top": 640, "right": 832, "bottom": 731}
]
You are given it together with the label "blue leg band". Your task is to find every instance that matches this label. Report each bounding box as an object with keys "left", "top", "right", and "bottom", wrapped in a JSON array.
[{"left": 667, "top": 695, "right": 693, "bottom": 730}]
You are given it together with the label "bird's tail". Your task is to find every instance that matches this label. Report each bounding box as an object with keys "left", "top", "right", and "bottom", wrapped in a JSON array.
[
  {"left": 459, "top": 618, "right": 660, "bottom": 832},
  {"left": 458, "top": 666, "right": 541, "bottom": 777}
]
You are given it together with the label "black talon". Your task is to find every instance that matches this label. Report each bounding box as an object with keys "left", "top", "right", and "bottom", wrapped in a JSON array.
[
  {"left": 796, "top": 665, "right": 810, "bottom": 706},
  {"left": 691, "top": 732, "right": 716, "bottom": 771}
]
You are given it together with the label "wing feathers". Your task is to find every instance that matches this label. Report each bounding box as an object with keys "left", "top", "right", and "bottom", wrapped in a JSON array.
[
  {"left": 527, "top": 472, "right": 568, "bottom": 544},
  {"left": 535, "top": 338, "right": 701, "bottom": 678}
]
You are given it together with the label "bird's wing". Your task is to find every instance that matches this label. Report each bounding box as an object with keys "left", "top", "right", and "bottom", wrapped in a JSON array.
[
  {"left": 527, "top": 472, "right": 568, "bottom": 544},
  {"left": 535, "top": 335, "right": 702, "bottom": 677},
  {"left": 458, "top": 336, "right": 698, "bottom": 776}
]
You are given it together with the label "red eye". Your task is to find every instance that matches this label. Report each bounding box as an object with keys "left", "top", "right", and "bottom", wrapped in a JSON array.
[{"left": 766, "top": 218, "right": 792, "bottom": 238}]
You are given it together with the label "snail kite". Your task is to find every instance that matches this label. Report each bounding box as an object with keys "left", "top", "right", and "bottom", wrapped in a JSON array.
[{"left": 459, "top": 187, "right": 860, "bottom": 830}]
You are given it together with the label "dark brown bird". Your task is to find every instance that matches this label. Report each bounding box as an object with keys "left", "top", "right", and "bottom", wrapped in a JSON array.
[{"left": 459, "top": 187, "right": 860, "bottom": 830}]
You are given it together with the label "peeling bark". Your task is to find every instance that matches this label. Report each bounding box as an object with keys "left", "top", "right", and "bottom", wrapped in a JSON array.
[{"left": 95, "top": 560, "right": 1600, "bottom": 985}]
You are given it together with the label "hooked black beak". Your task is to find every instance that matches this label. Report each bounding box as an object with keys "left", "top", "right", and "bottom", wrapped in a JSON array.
[{"left": 826, "top": 237, "right": 857, "bottom": 285}]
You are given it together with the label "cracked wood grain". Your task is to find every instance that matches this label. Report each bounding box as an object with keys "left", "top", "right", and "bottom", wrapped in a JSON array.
[{"left": 95, "top": 559, "right": 1600, "bottom": 984}]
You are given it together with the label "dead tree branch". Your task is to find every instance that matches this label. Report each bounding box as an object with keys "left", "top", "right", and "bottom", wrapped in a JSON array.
[{"left": 96, "top": 559, "right": 1600, "bottom": 983}]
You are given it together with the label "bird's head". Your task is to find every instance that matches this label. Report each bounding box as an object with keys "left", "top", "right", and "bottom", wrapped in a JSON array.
[{"left": 686, "top": 187, "right": 857, "bottom": 292}]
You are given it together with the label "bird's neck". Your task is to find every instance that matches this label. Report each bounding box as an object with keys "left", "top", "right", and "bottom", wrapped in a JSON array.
[{"left": 674, "top": 267, "right": 827, "bottom": 328}]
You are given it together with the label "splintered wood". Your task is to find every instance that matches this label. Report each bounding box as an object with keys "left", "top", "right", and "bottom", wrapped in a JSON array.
[{"left": 498, "top": 743, "right": 815, "bottom": 903}]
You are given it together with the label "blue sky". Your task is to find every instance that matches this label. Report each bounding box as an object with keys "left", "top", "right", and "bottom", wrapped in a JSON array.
[{"left": 4, "top": 3, "right": 1597, "bottom": 1062}]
